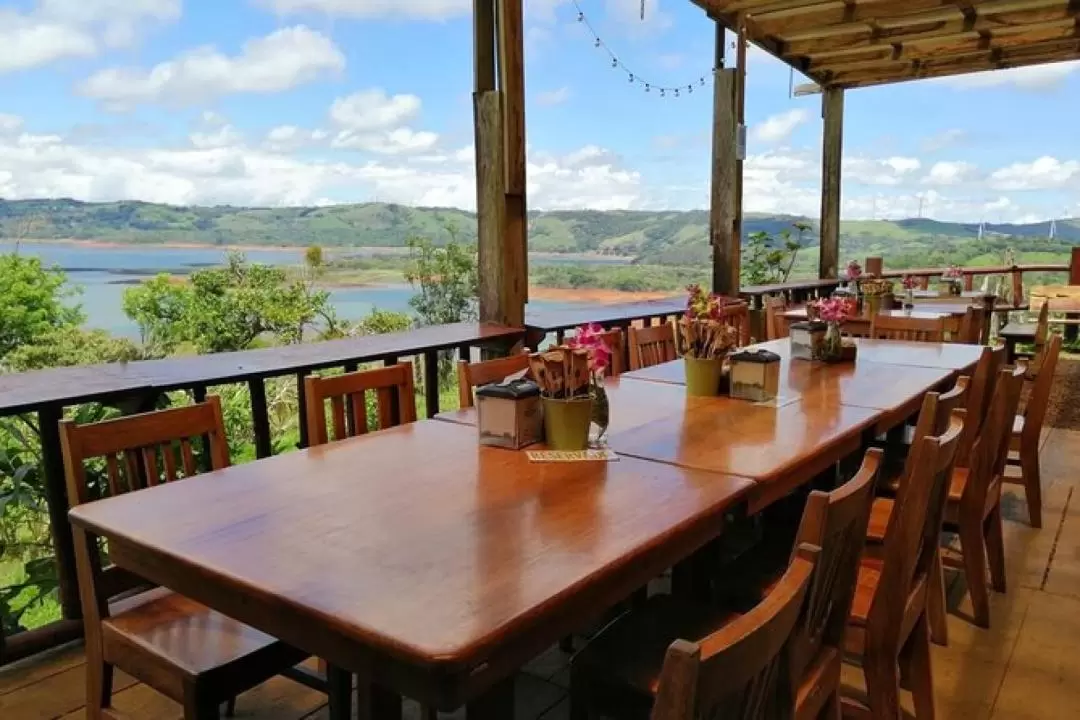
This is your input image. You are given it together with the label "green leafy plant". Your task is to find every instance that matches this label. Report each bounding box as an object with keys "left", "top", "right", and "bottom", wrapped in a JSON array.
[
  {"left": 0, "top": 254, "right": 84, "bottom": 362},
  {"left": 741, "top": 222, "right": 808, "bottom": 286},
  {"left": 404, "top": 232, "right": 478, "bottom": 326}
]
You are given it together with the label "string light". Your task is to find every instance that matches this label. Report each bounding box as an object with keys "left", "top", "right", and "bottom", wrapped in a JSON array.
[{"left": 571, "top": 0, "right": 711, "bottom": 98}]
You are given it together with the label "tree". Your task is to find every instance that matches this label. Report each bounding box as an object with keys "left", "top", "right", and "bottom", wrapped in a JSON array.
[
  {"left": 0, "top": 254, "right": 84, "bottom": 361},
  {"left": 741, "top": 224, "right": 804, "bottom": 286},
  {"left": 123, "top": 252, "right": 332, "bottom": 354},
  {"left": 3, "top": 326, "right": 143, "bottom": 372},
  {"left": 404, "top": 233, "right": 478, "bottom": 325}
]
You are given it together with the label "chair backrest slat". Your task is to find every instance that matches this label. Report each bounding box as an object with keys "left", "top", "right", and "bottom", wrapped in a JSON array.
[
  {"left": 457, "top": 352, "right": 531, "bottom": 408},
  {"left": 720, "top": 302, "right": 752, "bottom": 346},
  {"left": 871, "top": 314, "right": 946, "bottom": 342},
  {"left": 630, "top": 323, "right": 677, "bottom": 371},
  {"left": 900, "top": 376, "right": 967, "bottom": 486},
  {"left": 652, "top": 546, "right": 817, "bottom": 720},
  {"left": 305, "top": 362, "right": 416, "bottom": 445},
  {"left": 957, "top": 347, "right": 1003, "bottom": 461},
  {"left": 790, "top": 448, "right": 881, "bottom": 679},
  {"left": 958, "top": 305, "right": 986, "bottom": 344}
]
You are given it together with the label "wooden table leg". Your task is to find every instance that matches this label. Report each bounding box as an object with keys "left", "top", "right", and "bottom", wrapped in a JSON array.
[
  {"left": 467, "top": 677, "right": 515, "bottom": 719},
  {"left": 326, "top": 664, "right": 352, "bottom": 720},
  {"left": 359, "top": 683, "right": 403, "bottom": 720}
]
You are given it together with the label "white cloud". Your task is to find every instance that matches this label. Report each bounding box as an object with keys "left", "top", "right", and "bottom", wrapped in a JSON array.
[
  {"left": 326, "top": 89, "right": 438, "bottom": 155},
  {"left": 0, "top": 118, "right": 648, "bottom": 212},
  {"left": 751, "top": 109, "right": 809, "bottom": 144},
  {"left": 258, "top": 0, "right": 471, "bottom": 19},
  {"left": 923, "top": 161, "right": 977, "bottom": 186},
  {"left": 0, "top": 1, "right": 179, "bottom": 73},
  {"left": 264, "top": 125, "right": 329, "bottom": 150},
  {"left": 79, "top": 26, "right": 345, "bottom": 109},
  {"left": 940, "top": 60, "right": 1080, "bottom": 91},
  {"left": 190, "top": 125, "right": 244, "bottom": 150},
  {"left": 920, "top": 129, "right": 966, "bottom": 153},
  {"left": 535, "top": 87, "right": 571, "bottom": 106},
  {"left": 989, "top": 156, "right": 1080, "bottom": 190},
  {"left": 329, "top": 90, "right": 420, "bottom": 132},
  {"left": 844, "top": 155, "right": 921, "bottom": 186},
  {"left": 0, "top": 114, "right": 26, "bottom": 134}
]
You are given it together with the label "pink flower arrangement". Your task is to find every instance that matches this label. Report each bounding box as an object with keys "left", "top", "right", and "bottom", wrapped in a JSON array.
[
  {"left": 815, "top": 297, "right": 855, "bottom": 324},
  {"left": 902, "top": 275, "right": 919, "bottom": 290},
  {"left": 567, "top": 322, "right": 611, "bottom": 375},
  {"left": 846, "top": 260, "right": 863, "bottom": 280},
  {"left": 942, "top": 264, "right": 963, "bottom": 280}
]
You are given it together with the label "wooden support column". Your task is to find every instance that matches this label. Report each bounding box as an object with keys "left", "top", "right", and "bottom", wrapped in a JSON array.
[
  {"left": 819, "top": 87, "right": 844, "bottom": 280},
  {"left": 710, "top": 24, "right": 741, "bottom": 297},
  {"left": 474, "top": 0, "right": 527, "bottom": 329}
]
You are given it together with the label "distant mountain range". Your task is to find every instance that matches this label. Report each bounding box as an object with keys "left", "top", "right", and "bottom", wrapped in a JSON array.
[{"left": 2, "top": 198, "right": 1078, "bottom": 267}]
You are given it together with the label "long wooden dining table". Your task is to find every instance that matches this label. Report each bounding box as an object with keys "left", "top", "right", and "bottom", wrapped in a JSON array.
[{"left": 68, "top": 338, "right": 983, "bottom": 719}]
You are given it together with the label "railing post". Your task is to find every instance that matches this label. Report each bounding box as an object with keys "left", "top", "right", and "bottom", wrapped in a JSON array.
[
  {"left": 248, "top": 378, "right": 272, "bottom": 459},
  {"left": 963, "top": 273, "right": 974, "bottom": 292},
  {"left": 38, "top": 404, "right": 82, "bottom": 622},
  {"left": 1071, "top": 247, "right": 1080, "bottom": 286},
  {"left": 1011, "top": 268, "right": 1024, "bottom": 309},
  {"left": 423, "top": 350, "right": 440, "bottom": 419},
  {"left": 295, "top": 373, "right": 309, "bottom": 449},
  {"left": 865, "top": 257, "right": 882, "bottom": 276}
]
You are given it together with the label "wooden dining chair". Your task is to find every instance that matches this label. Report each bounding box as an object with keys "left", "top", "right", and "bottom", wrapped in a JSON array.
[
  {"left": 60, "top": 398, "right": 313, "bottom": 720},
  {"left": 843, "top": 415, "right": 964, "bottom": 720},
  {"left": 880, "top": 378, "right": 968, "bottom": 644},
  {"left": 456, "top": 351, "right": 531, "bottom": 408},
  {"left": 629, "top": 322, "right": 677, "bottom": 371},
  {"left": 720, "top": 301, "right": 752, "bottom": 346},
  {"left": 958, "top": 304, "right": 987, "bottom": 344},
  {"left": 870, "top": 314, "right": 946, "bottom": 342},
  {"left": 1006, "top": 333, "right": 1062, "bottom": 528},
  {"left": 1015, "top": 301, "right": 1050, "bottom": 364},
  {"left": 305, "top": 362, "right": 417, "bottom": 445},
  {"left": 944, "top": 365, "right": 1025, "bottom": 628},
  {"left": 764, "top": 296, "right": 788, "bottom": 340},
  {"left": 567, "top": 449, "right": 881, "bottom": 720},
  {"left": 570, "top": 544, "right": 817, "bottom": 720},
  {"left": 597, "top": 327, "right": 626, "bottom": 376}
]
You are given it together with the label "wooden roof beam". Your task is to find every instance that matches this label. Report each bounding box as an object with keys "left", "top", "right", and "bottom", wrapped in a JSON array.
[
  {"left": 752, "top": 0, "right": 966, "bottom": 35},
  {"left": 807, "top": 17, "right": 1080, "bottom": 69},
  {"left": 781, "top": 0, "right": 1073, "bottom": 55},
  {"left": 828, "top": 35, "right": 1080, "bottom": 87}
]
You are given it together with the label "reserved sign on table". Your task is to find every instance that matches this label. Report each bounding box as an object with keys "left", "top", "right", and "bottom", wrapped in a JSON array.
[{"left": 526, "top": 449, "right": 620, "bottom": 463}]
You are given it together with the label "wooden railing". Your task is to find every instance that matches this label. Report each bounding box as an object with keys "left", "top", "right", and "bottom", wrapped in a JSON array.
[{"left": 0, "top": 299, "right": 698, "bottom": 666}]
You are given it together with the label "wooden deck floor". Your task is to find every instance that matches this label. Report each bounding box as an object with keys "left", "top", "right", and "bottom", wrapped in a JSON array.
[{"left": 4, "top": 428, "right": 1080, "bottom": 720}]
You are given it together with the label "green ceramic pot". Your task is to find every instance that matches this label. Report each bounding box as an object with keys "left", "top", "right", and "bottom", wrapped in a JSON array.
[
  {"left": 542, "top": 396, "right": 593, "bottom": 450},
  {"left": 684, "top": 356, "right": 724, "bottom": 397}
]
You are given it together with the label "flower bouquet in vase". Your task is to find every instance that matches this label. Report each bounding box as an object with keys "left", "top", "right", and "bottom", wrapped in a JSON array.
[
  {"left": 901, "top": 275, "right": 918, "bottom": 309},
  {"left": 567, "top": 323, "right": 613, "bottom": 443},
  {"left": 859, "top": 276, "right": 895, "bottom": 318},
  {"left": 814, "top": 297, "right": 858, "bottom": 362},
  {"left": 846, "top": 260, "right": 864, "bottom": 310},
  {"left": 941, "top": 265, "right": 964, "bottom": 296},
  {"left": 676, "top": 284, "right": 740, "bottom": 396},
  {"left": 529, "top": 325, "right": 612, "bottom": 450}
]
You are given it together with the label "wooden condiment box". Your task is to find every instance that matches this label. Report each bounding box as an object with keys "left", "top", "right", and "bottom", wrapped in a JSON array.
[
  {"left": 789, "top": 320, "right": 826, "bottom": 361},
  {"left": 729, "top": 349, "right": 781, "bottom": 402},
  {"left": 476, "top": 379, "right": 543, "bottom": 449}
]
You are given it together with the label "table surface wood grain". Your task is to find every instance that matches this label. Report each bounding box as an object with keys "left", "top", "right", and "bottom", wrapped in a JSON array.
[{"left": 69, "top": 419, "right": 753, "bottom": 707}]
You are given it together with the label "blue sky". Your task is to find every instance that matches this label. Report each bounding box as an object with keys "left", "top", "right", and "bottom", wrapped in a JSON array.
[{"left": 0, "top": 0, "right": 1078, "bottom": 222}]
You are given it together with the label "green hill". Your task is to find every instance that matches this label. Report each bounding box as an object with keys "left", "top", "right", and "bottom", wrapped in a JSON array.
[{"left": 2, "top": 198, "right": 1077, "bottom": 268}]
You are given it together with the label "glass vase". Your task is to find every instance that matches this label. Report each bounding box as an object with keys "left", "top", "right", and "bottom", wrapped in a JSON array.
[{"left": 819, "top": 322, "right": 844, "bottom": 363}]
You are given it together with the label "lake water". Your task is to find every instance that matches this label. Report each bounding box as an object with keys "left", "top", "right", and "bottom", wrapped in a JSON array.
[{"left": 2, "top": 242, "right": 606, "bottom": 338}]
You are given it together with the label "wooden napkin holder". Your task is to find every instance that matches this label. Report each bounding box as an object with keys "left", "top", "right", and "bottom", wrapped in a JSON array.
[
  {"left": 729, "top": 349, "right": 781, "bottom": 402},
  {"left": 789, "top": 320, "right": 826, "bottom": 361},
  {"left": 476, "top": 379, "right": 543, "bottom": 449}
]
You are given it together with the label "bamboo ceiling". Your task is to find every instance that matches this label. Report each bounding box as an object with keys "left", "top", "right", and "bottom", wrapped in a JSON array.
[{"left": 691, "top": 0, "right": 1080, "bottom": 89}]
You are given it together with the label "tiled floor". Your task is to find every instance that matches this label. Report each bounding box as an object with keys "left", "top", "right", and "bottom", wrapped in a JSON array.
[{"left": 3, "top": 428, "right": 1079, "bottom": 719}]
